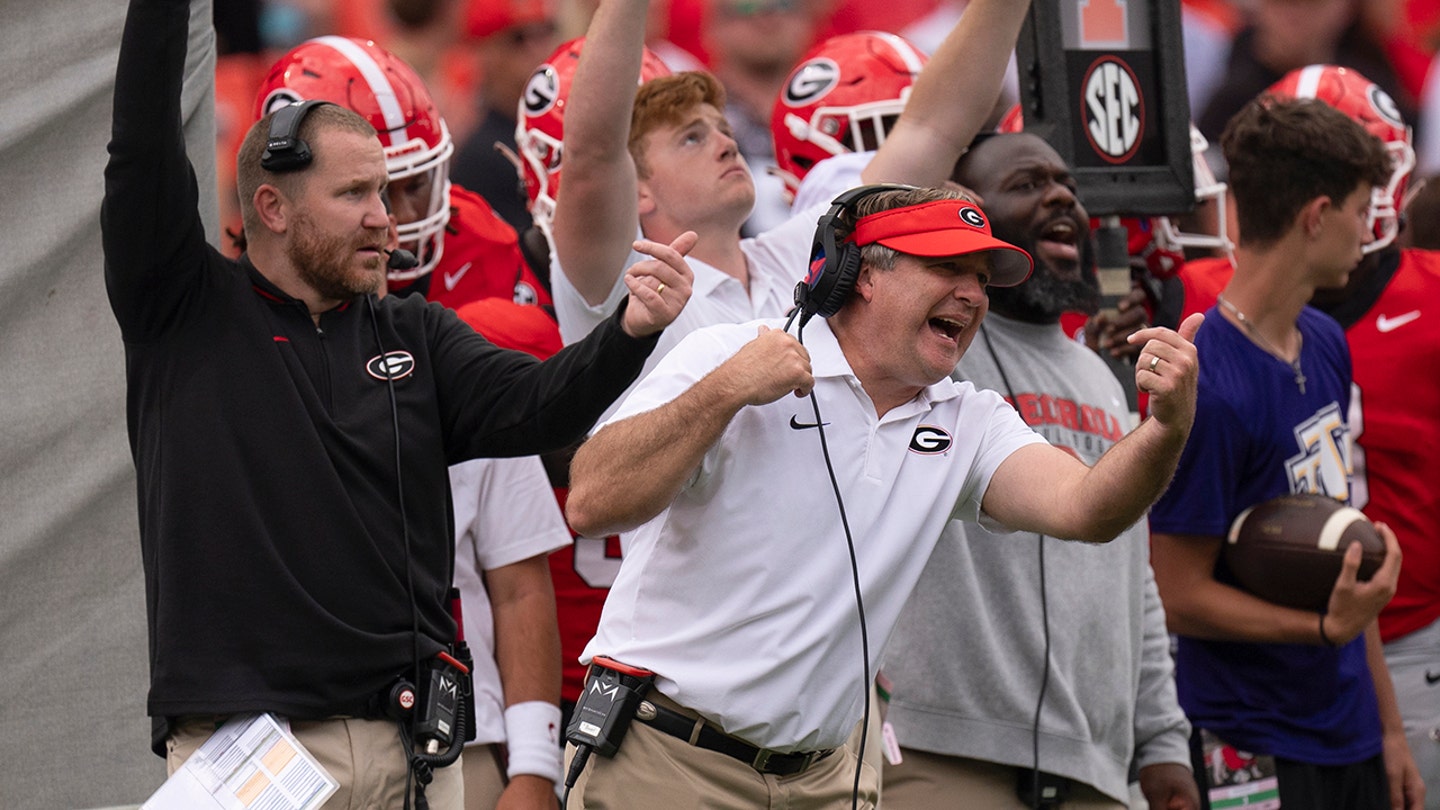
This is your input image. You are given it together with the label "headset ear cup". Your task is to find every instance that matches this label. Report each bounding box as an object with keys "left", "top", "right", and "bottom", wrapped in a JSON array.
[
  {"left": 815, "top": 244, "right": 862, "bottom": 318},
  {"left": 261, "top": 100, "right": 332, "bottom": 173}
]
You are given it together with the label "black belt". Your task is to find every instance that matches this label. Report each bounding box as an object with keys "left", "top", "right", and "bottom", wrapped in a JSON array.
[{"left": 634, "top": 698, "right": 833, "bottom": 777}]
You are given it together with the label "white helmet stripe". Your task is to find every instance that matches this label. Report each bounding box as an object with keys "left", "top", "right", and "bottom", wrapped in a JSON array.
[
  {"left": 1294, "top": 64, "right": 1324, "bottom": 100},
  {"left": 312, "top": 35, "right": 407, "bottom": 148},
  {"left": 870, "top": 31, "right": 926, "bottom": 74}
]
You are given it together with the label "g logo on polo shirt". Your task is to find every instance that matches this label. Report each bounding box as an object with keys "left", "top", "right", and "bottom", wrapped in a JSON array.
[
  {"left": 958, "top": 207, "right": 986, "bottom": 229},
  {"left": 909, "top": 425, "right": 952, "bottom": 454},
  {"left": 367, "top": 350, "right": 416, "bottom": 381}
]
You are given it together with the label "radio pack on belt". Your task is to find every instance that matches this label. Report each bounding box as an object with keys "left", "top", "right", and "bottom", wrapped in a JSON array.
[{"left": 566, "top": 655, "right": 656, "bottom": 757}]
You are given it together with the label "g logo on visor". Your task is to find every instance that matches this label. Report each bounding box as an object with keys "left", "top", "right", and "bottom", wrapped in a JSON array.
[{"left": 958, "top": 207, "right": 986, "bottom": 229}]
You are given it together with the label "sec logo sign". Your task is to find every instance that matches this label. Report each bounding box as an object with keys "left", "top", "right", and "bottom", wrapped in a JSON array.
[{"left": 1082, "top": 56, "right": 1144, "bottom": 164}]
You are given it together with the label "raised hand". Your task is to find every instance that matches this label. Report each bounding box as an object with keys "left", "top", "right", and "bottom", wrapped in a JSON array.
[
  {"left": 620, "top": 230, "right": 698, "bottom": 338},
  {"left": 1129, "top": 312, "right": 1203, "bottom": 432},
  {"left": 716, "top": 325, "right": 815, "bottom": 406}
]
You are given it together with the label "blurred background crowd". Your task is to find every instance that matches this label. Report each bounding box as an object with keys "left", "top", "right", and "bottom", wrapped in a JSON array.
[{"left": 205, "top": 0, "right": 1440, "bottom": 256}]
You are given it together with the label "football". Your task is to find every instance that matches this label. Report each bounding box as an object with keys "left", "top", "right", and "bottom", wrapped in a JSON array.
[{"left": 1223, "top": 493, "right": 1385, "bottom": 612}]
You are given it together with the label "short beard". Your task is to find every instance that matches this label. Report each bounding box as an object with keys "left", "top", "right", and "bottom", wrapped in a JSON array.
[
  {"left": 987, "top": 236, "right": 1099, "bottom": 324},
  {"left": 287, "top": 212, "right": 384, "bottom": 300},
  {"left": 988, "top": 267, "right": 1100, "bottom": 323}
]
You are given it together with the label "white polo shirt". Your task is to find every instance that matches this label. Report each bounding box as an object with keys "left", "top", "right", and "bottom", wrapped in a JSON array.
[
  {"left": 450, "top": 456, "right": 571, "bottom": 747},
  {"left": 581, "top": 317, "right": 1045, "bottom": 752}
]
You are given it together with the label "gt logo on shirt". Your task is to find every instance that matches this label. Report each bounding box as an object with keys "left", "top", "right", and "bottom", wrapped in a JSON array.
[
  {"left": 366, "top": 351, "right": 416, "bottom": 381},
  {"left": 909, "top": 425, "right": 952, "bottom": 455}
]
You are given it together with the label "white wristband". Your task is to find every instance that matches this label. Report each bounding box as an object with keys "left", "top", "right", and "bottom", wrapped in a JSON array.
[{"left": 502, "top": 701, "right": 563, "bottom": 783}]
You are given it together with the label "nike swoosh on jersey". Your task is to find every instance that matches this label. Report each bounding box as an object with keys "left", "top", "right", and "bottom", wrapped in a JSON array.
[
  {"left": 1376, "top": 310, "right": 1421, "bottom": 333},
  {"left": 1427, "top": 670, "right": 1440, "bottom": 686},
  {"left": 443, "top": 262, "right": 473, "bottom": 292},
  {"left": 789, "top": 415, "right": 829, "bottom": 430}
]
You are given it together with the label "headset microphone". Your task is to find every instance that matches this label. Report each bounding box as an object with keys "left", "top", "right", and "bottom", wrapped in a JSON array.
[{"left": 386, "top": 248, "right": 419, "bottom": 271}]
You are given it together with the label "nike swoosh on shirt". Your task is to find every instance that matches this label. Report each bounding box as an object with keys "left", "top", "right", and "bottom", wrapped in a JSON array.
[
  {"left": 1427, "top": 670, "right": 1440, "bottom": 686},
  {"left": 1376, "top": 310, "right": 1421, "bottom": 333},
  {"left": 789, "top": 415, "right": 830, "bottom": 430},
  {"left": 443, "top": 262, "right": 473, "bottom": 292}
]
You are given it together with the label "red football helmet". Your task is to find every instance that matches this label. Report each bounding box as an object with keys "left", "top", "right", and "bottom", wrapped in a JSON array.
[
  {"left": 256, "top": 36, "right": 455, "bottom": 281},
  {"left": 1265, "top": 64, "right": 1415, "bottom": 254},
  {"left": 1152, "top": 125, "right": 1234, "bottom": 260},
  {"left": 998, "top": 103, "right": 1233, "bottom": 263},
  {"left": 770, "top": 31, "right": 928, "bottom": 202},
  {"left": 514, "top": 37, "right": 672, "bottom": 242}
]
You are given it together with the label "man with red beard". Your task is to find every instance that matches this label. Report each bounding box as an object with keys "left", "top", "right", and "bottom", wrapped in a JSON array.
[
  {"left": 881, "top": 132, "right": 1201, "bottom": 810},
  {"left": 101, "top": 0, "right": 693, "bottom": 805}
]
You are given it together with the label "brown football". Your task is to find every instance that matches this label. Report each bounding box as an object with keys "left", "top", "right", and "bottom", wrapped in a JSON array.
[{"left": 1223, "top": 493, "right": 1385, "bottom": 612}]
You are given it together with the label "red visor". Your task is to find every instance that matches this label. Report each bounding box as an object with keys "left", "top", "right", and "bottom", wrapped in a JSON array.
[{"left": 850, "top": 200, "right": 1033, "bottom": 287}]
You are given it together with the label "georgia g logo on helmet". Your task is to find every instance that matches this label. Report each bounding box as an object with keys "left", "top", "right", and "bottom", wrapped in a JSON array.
[
  {"left": 1367, "top": 84, "right": 1405, "bottom": 131},
  {"left": 522, "top": 66, "right": 561, "bottom": 118},
  {"left": 783, "top": 58, "right": 840, "bottom": 108}
]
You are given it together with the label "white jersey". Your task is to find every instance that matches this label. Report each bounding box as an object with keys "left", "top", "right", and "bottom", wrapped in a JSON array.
[
  {"left": 791, "top": 150, "right": 874, "bottom": 213},
  {"left": 582, "top": 317, "right": 1045, "bottom": 752},
  {"left": 450, "top": 456, "right": 571, "bottom": 746}
]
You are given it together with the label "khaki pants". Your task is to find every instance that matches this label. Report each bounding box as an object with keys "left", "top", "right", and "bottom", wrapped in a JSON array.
[
  {"left": 168, "top": 715, "right": 464, "bottom": 810},
  {"left": 883, "top": 748, "right": 1125, "bottom": 810},
  {"left": 461, "top": 743, "right": 506, "bottom": 810},
  {"left": 562, "top": 702, "right": 878, "bottom": 809}
]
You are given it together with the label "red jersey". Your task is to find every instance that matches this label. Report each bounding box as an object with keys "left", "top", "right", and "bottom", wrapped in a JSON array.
[
  {"left": 1345, "top": 249, "right": 1440, "bottom": 641},
  {"left": 1176, "top": 255, "right": 1231, "bottom": 321},
  {"left": 391, "top": 185, "right": 552, "bottom": 313},
  {"left": 1176, "top": 249, "right": 1440, "bottom": 641},
  {"left": 547, "top": 489, "right": 624, "bottom": 703}
]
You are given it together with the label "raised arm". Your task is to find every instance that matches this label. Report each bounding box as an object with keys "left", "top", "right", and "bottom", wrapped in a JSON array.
[
  {"left": 566, "top": 326, "right": 813, "bottom": 537},
  {"left": 861, "top": 0, "right": 1031, "bottom": 188},
  {"left": 102, "top": 0, "right": 209, "bottom": 338},
  {"left": 550, "top": 0, "right": 648, "bottom": 305},
  {"left": 980, "top": 314, "right": 1203, "bottom": 543}
]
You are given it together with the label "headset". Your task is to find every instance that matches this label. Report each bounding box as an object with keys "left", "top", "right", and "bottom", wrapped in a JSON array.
[
  {"left": 260, "top": 99, "right": 335, "bottom": 173},
  {"left": 793, "top": 183, "right": 919, "bottom": 325}
]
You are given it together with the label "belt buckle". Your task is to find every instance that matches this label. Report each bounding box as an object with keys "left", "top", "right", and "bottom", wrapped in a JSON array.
[{"left": 752, "top": 747, "right": 813, "bottom": 775}]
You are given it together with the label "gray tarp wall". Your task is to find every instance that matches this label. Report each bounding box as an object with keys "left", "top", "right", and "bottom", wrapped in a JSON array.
[{"left": 0, "top": 0, "right": 218, "bottom": 806}]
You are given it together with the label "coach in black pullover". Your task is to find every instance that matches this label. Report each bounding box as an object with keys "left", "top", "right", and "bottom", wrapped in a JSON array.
[{"left": 102, "top": 0, "right": 694, "bottom": 764}]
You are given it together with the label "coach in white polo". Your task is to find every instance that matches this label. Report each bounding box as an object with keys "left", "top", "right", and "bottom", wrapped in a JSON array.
[{"left": 563, "top": 186, "right": 1206, "bottom": 810}]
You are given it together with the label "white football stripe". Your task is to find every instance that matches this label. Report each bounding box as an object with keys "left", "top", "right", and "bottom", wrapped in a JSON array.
[
  {"left": 874, "top": 32, "right": 926, "bottom": 74},
  {"left": 312, "top": 36, "right": 406, "bottom": 148},
  {"left": 1295, "top": 64, "right": 1324, "bottom": 100},
  {"left": 1226, "top": 505, "right": 1256, "bottom": 544},
  {"left": 1317, "top": 506, "right": 1367, "bottom": 550}
]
